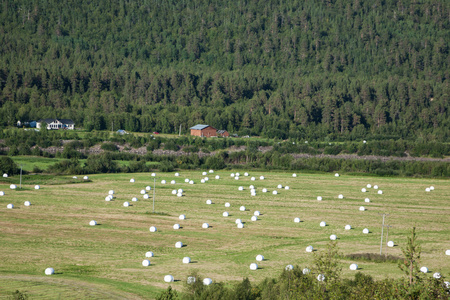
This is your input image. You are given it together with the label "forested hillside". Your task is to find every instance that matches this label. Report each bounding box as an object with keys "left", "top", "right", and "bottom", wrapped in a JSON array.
[{"left": 0, "top": 0, "right": 449, "bottom": 140}]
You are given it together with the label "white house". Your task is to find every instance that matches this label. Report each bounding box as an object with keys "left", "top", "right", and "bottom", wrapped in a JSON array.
[{"left": 37, "top": 119, "right": 75, "bottom": 130}]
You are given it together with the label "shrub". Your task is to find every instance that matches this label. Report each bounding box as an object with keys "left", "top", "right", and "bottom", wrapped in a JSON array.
[{"left": 100, "top": 142, "right": 118, "bottom": 152}]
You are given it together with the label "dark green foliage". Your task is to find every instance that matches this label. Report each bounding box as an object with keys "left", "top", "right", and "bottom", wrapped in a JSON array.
[
  {"left": 0, "top": 156, "right": 19, "bottom": 175},
  {"left": 100, "top": 143, "right": 118, "bottom": 152},
  {"left": 398, "top": 227, "right": 422, "bottom": 286},
  {"left": 85, "top": 153, "right": 118, "bottom": 173},
  {"left": 345, "top": 253, "right": 401, "bottom": 263},
  {"left": 9, "top": 290, "right": 28, "bottom": 300},
  {"left": 156, "top": 286, "right": 178, "bottom": 300}
]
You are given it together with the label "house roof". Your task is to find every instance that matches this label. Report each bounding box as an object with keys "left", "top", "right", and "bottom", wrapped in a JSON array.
[
  {"left": 59, "top": 119, "right": 75, "bottom": 125},
  {"left": 190, "top": 124, "right": 213, "bottom": 130},
  {"left": 37, "top": 119, "right": 74, "bottom": 124},
  {"left": 217, "top": 130, "right": 228, "bottom": 134}
]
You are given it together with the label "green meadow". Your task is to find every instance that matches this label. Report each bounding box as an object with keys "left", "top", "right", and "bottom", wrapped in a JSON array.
[{"left": 0, "top": 171, "right": 449, "bottom": 299}]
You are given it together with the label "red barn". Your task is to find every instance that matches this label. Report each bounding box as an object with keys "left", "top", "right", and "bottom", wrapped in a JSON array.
[
  {"left": 190, "top": 124, "right": 217, "bottom": 137},
  {"left": 217, "top": 130, "right": 230, "bottom": 137}
]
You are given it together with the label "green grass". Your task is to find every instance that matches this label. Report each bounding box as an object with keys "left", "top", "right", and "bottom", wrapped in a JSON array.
[{"left": 0, "top": 171, "right": 449, "bottom": 299}]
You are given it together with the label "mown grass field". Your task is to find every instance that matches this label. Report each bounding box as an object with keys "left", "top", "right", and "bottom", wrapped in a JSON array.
[{"left": 0, "top": 170, "right": 449, "bottom": 299}]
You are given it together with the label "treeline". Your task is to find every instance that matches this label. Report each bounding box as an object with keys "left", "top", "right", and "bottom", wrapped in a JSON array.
[{"left": 0, "top": 0, "right": 449, "bottom": 140}]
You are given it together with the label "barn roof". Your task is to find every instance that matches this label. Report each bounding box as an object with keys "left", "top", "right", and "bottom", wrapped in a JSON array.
[{"left": 190, "top": 124, "right": 211, "bottom": 130}]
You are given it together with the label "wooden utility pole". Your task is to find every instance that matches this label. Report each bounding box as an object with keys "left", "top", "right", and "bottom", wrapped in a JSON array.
[{"left": 378, "top": 213, "right": 390, "bottom": 255}]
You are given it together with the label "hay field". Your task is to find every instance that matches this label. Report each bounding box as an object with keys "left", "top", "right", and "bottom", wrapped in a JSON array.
[{"left": 0, "top": 171, "right": 449, "bottom": 299}]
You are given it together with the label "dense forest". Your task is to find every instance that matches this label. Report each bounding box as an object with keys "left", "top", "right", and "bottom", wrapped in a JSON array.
[{"left": 0, "top": 0, "right": 449, "bottom": 141}]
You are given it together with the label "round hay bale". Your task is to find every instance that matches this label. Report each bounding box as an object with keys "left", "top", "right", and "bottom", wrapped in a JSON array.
[
  {"left": 387, "top": 241, "right": 394, "bottom": 247},
  {"left": 105, "top": 196, "right": 112, "bottom": 201},
  {"left": 362, "top": 228, "right": 369, "bottom": 234},
  {"left": 302, "top": 268, "right": 310, "bottom": 274},
  {"left": 185, "top": 178, "right": 190, "bottom": 183},
  {"left": 338, "top": 194, "right": 344, "bottom": 199},
  {"left": 433, "top": 272, "right": 441, "bottom": 279},
  {"left": 10, "top": 184, "right": 17, "bottom": 190},
  {"left": 172, "top": 190, "right": 177, "bottom": 195},
  {"left": 378, "top": 190, "right": 383, "bottom": 194},
  {"left": 179, "top": 214, "right": 186, "bottom": 220},
  {"left": 262, "top": 188, "right": 268, "bottom": 193},
  {"left": 130, "top": 178, "right": 135, "bottom": 183},
  {"left": 206, "top": 199, "right": 212, "bottom": 205},
  {"left": 237, "top": 222, "right": 244, "bottom": 228},
  {"left": 277, "top": 184, "right": 283, "bottom": 189},
  {"left": 234, "top": 177, "right": 239, "bottom": 180},
  {"left": 363, "top": 140, "right": 367, "bottom": 144},
  {"left": 361, "top": 188, "right": 367, "bottom": 193},
  {"left": 108, "top": 190, "right": 115, "bottom": 195},
  {"left": 285, "top": 264, "right": 294, "bottom": 271},
  {"left": 149, "top": 226, "right": 157, "bottom": 232},
  {"left": 256, "top": 254, "right": 264, "bottom": 262},
  {"left": 3, "top": 173, "right": 8, "bottom": 178},
  {"left": 0, "top": 191, "right": 4, "bottom": 196},
  {"left": 183, "top": 257, "right": 191, "bottom": 264},
  {"left": 225, "top": 202, "right": 230, "bottom": 208},
  {"left": 164, "top": 275, "right": 174, "bottom": 282},
  {"left": 230, "top": 173, "right": 235, "bottom": 177},
  {"left": 260, "top": 176, "right": 265, "bottom": 180},
  {"left": 151, "top": 173, "right": 156, "bottom": 177},
  {"left": 373, "top": 185, "right": 379, "bottom": 189},
  {"left": 188, "top": 276, "right": 197, "bottom": 284},
  {"left": 425, "top": 188, "right": 430, "bottom": 192},
  {"left": 143, "top": 194, "right": 150, "bottom": 199},
  {"left": 272, "top": 190, "right": 278, "bottom": 195},
  {"left": 189, "top": 180, "right": 194, "bottom": 184},
  {"left": 175, "top": 241, "right": 183, "bottom": 248},
  {"left": 123, "top": 201, "right": 130, "bottom": 207},
  {"left": 142, "top": 259, "right": 151, "bottom": 267},
  {"left": 251, "top": 177, "right": 255, "bottom": 181},
  {"left": 201, "top": 179, "right": 205, "bottom": 183},
  {"left": 73, "top": 176, "right": 78, "bottom": 179},
  {"left": 294, "top": 217, "right": 301, "bottom": 223},
  {"left": 240, "top": 206, "right": 246, "bottom": 211},
  {"left": 430, "top": 186, "right": 435, "bottom": 191},
  {"left": 249, "top": 185, "right": 254, "bottom": 189},
  {"left": 306, "top": 245, "right": 314, "bottom": 252},
  {"left": 223, "top": 212, "right": 229, "bottom": 217},
  {"left": 238, "top": 186, "right": 244, "bottom": 191},
  {"left": 446, "top": 250, "right": 450, "bottom": 255},
  {"left": 251, "top": 216, "right": 258, "bottom": 221},
  {"left": 205, "top": 177, "right": 209, "bottom": 181},
  {"left": 89, "top": 220, "right": 97, "bottom": 226},
  {"left": 359, "top": 206, "right": 366, "bottom": 211},
  {"left": 330, "top": 234, "right": 337, "bottom": 241},
  {"left": 202, "top": 223, "right": 209, "bottom": 229},
  {"left": 35, "top": 185, "right": 40, "bottom": 190},
  {"left": 178, "top": 189, "right": 183, "bottom": 194},
  {"left": 317, "top": 196, "right": 323, "bottom": 201},
  {"left": 285, "top": 186, "right": 290, "bottom": 190},
  {"left": 171, "top": 180, "right": 176, "bottom": 184},
  {"left": 366, "top": 184, "right": 372, "bottom": 188},
  {"left": 173, "top": 224, "right": 180, "bottom": 230},
  {"left": 145, "top": 251, "right": 154, "bottom": 258},
  {"left": 24, "top": 201, "right": 31, "bottom": 206},
  {"left": 236, "top": 173, "right": 240, "bottom": 177},
  {"left": 7, "top": 204, "right": 14, "bottom": 209},
  {"left": 249, "top": 263, "right": 258, "bottom": 270},
  {"left": 320, "top": 221, "right": 326, "bottom": 227},
  {"left": 140, "top": 190, "right": 146, "bottom": 195},
  {"left": 176, "top": 193, "right": 182, "bottom": 197},
  {"left": 335, "top": 173, "right": 340, "bottom": 177},
  {"left": 235, "top": 218, "right": 242, "bottom": 224},
  {"left": 161, "top": 180, "right": 166, "bottom": 184},
  {"left": 45, "top": 268, "right": 54, "bottom": 275},
  {"left": 292, "top": 173, "right": 297, "bottom": 177},
  {"left": 254, "top": 211, "right": 260, "bottom": 216},
  {"left": 175, "top": 172, "right": 180, "bottom": 177},
  {"left": 317, "top": 274, "right": 325, "bottom": 281},
  {"left": 244, "top": 172, "right": 249, "bottom": 177},
  {"left": 420, "top": 266, "right": 428, "bottom": 273},
  {"left": 209, "top": 170, "right": 214, "bottom": 173},
  {"left": 349, "top": 263, "right": 358, "bottom": 270},
  {"left": 345, "top": 225, "right": 352, "bottom": 230},
  {"left": 215, "top": 175, "right": 220, "bottom": 179},
  {"left": 83, "top": 176, "right": 89, "bottom": 180},
  {"left": 364, "top": 198, "right": 370, "bottom": 203},
  {"left": 202, "top": 172, "right": 207, "bottom": 176},
  {"left": 203, "top": 278, "right": 213, "bottom": 285}
]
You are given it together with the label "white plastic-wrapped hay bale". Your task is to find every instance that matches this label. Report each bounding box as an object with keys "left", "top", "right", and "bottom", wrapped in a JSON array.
[
  {"left": 10, "top": 184, "right": 17, "bottom": 190},
  {"left": 35, "top": 185, "right": 40, "bottom": 190},
  {"left": 236, "top": 173, "right": 240, "bottom": 177},
  {"left": 45, "top": 268, "right": 54, "bottom": 275},
  {"left": 209, "top": 169, "right": 214, "bottom": 173},
  {"left": 164, "top": 275, "right": 174, "bottom": 282},
  {"left": 175, "top": 172, "right": 180, "bottom": 177},
  {"left": 366, "top": 184, "right": 372, "bottom": 188},
  {"left": 144, "top": 194, "right": 150, "bottom": 199},
  {"left": 320, "top": 221, "right": 326, "bottom": 227},
  {"left": 349, "top": 263, "right": 358, "bottom": 270},
  {"left": 231, "top": 173, "right": 235, "bottom": 177},
  {"left": 420, "top": 266, "right": 428, "bottom": 273},
  {"left": 140, "top": 190, "right": 146, "bottom": 195},
  {"left": 251, "top": 216, "right": 258, "bottom": 221},
  {"left": 387, "top": 241, "right": 394, "bottom": 247},
  {"left": 359, "top": 206, "right": 366, "bottom": 211},
  {"left": 338, "top": 194, "right": 344, "bottom": 199},
  {"left": 223, "top": 212, "right": 229, "bottom": 217},
  {"left": 364, "top": 198, "right": 370, "bottom": 203},
  {"left": 161, "top": 180, "right": 166, "bottom": 184},
  {"left": 285, "top": 264, "right": 294, "bottom": 271},
  {"left": 335, "top": 173, "right": 339, "bottom": 177},
  {"left": 215, "top": 175, "right": 220, "bottom": 179},
  {"left": 142, "top": 259, "right": 151, "bottom": 267},
  {"left": 273, "top": 190, "right": 278, "bottom": 195},
  {"left": 179, "top": 214, "right": 186, "bottom": 220},
  {"left": 171, "top": 180, "right": 176, "bottom": 184},
  {"left": 73, "top": 176, "right": 78, "bottom": 179},
  {"left": 189, "top": 180, "right": 194, "bottom": 184},
  {"left": 130, "top": 178, "right": 135, "bottom": 183},
  {"left": 202, "top": 223, "right": 209, "bottom": 229},
  {"left": 149, "top": 226, "right": 157, "bottom": 232},
  {"left": 202, "top": 172, "right": 207, "bottom": 176},
  {"left": 256, "top": 254, "right": 264, "bottom": 262},
  {"left": 302, "top": 268, "right": 310, "bottom": 274},
  {"left": 430, "top": 186, "right": 435, "bottom": 191},
  {"left": 105, "top": 195, "right": 112, "bottom": 201},
  {"left": 235, "top": 218, "right": 242, "bottom": 224},
  {"left": 425, "top": 188, "right": 430, "bottom": 192},
  {"left": 225, "top": 202, "right": 230, "bottom": 208},
  {"left": 187, "top": 276, "right": 196, "bottom": 284},
  {"left": 123, "top": 201, "right": 130, "bottom": 207},
  {"left": 234, "top": 176, "right": 239, "bottom": 180},
  {"left": 294, "top": 217, "right": 301, "bottom": 223},
  {"left": 262, "top": 188, "right": 268, "bottom": 193},
  {"left": 203, "top": 278, "right": 213, "bottom": 285},
  {"left": 206, "top": 199, "right": 212, "bottom": 205},
  {"left": 254, "top": 211, "right": 260, "bottom": 216},
  {"left": 173, "top": 224, "right": 180, "bottom": 230},
  {"left": 306, "top": 245, "right": 314, "bottom": 253},
  {"left": 240, "top": 206, "right": 246, "bottom": 211},
  {"left": 238, "top": 186, "right": 244, "bottom": 191},
  {"left": 24, "top": 201, "right": 31, "bottom": 206},
  {"left": 373, "top": 185, "right": 379, "bottom": 189},
  {"left": 330, "top": 234, "right": 337, "bottom": 241},
  {"left": 446, "top": 250, "right": 450, "bottom": 255},
  {"left": 378, "top": 190, "right": 383, "bottom": 194},
  {"left": 317, "top": 274, "right": 325, "bottom": 281},
  {"left": 172, "top": 190, "right": 177, "bottom": 195},
  {"left": 277, "top": 184, "right": 283, "bottom": 189},
  {"left": 204, "top": 177, "right": 209, "bottom": 181},
  {"left": 200, "top": 179, "right": 205, "bottom": 183},
  {"left": 0, "top": 191, "right": 4, "bottom": 196},
  {"left": 362, "top": 228, "right": 369, "bottom": 234},
  {"left": 292, "top": 173, "right": 297, "bottom": 177},
  {"left": 249, "top": 263, "right": 258, "bottom": 270},
  {"left": 178, "top": 188, "right": 183, "bottom": 194},
  {"left": 176, "top": 192, "right": 182, "bottom": 197},
  {"left": 83, "top": 176, "right": 89, "bottom": 180},
  {"left": 183, "top": 257, "right": 191, "bottom": 264},
  {"left": 151, "top": 173, "right": 156, "bottom": 177},
  {"left": 250, "top": 191, "right": 256, "bottom": 197},
  {"left": 363, "top": 140, "right": 367, "bottom": 144},
  {"left": 89, "top": 220, "right": 97, "bottom": 226},
  {"left": 108, "top": 190, "right": 115, "bottom": 195},
  {"left": 7, "top": 204, "right": 14, "bottom": 209},
  {"left": 237, "top": 222, "right": 244, "bottom": 228},
  {"left": 433, "top": 272, "right": 441, "bottom": 279},
  {"left": 175, "top": 241, "right": 183, "bottom": 248},
  {"left": 3, "top": 173, "right": 8, "bottom": 178},
  {"left": 243, "top": 172, "right": 248, "bottom": 177},
  {"left": 345, "top": 225, "right": 352, "bottom": 230},
  {"left": 260, "top": 176, "right": 265, "bottom": 180},
  {"left": 145, "top": 251, "right": 154, "bottom": 258},
  {"left": 185, "top": 178, "right": 190, "bottom": 183},
  {"left": 249, "top": 184, "right": 254, "bottom": 189},
  {"left": 361, "top": 188, "right": 366, "bottom": 193},
  {"left": 251, "top": 177, "right": 256, "bottom": 181},
  {"left": 285, "top": 186, "right": 290, "bottom": 190}
]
